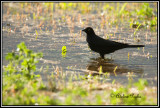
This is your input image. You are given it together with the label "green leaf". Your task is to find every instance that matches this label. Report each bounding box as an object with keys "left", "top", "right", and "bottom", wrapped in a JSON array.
[
  {"left": 99, "top": 66, "right": 103, "bottom": 74},
  {"left": 62, "top": 46, "right": 67, "bottom": 57},
  {"left": 5, "top": 52, "right": 15, "bottom": 60},
  {"left": 35, "top": 30, "right": 38, "bottom": 39},
  {"left": 118, "top": 3, "right": 127, "bottom": 16},
  {"left": 112, "top": 79, "right": 116, "bottom": 84}
]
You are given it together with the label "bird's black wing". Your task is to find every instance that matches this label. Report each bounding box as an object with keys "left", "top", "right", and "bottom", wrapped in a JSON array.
[
  {"left": 94, "top": 35, "right": 128, "bottom": 47},
  {"left": 88, "top": 35, "right": 128, "bottom": 54}
]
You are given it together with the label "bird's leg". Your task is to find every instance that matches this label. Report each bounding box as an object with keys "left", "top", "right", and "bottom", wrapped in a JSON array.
[{"left": 100, "top": 53, "right": 105, "bottom": 59}]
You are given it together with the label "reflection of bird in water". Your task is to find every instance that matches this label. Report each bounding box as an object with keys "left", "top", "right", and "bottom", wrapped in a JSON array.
[{"left": 86, "top": 57, "right": 143, "bottom": 76}]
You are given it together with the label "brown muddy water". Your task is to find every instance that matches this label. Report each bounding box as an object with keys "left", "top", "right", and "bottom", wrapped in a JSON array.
[{"left": 2, "top": 3, "right": 157, "bottom": 86}]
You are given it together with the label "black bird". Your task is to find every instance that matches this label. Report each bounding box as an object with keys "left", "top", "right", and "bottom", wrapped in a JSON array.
[{"left": 82, "top": 27, "right": 145, "bottom": 59}]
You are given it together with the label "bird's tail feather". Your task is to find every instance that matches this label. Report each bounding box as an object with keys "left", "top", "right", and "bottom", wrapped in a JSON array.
[{"left": 128, "top": 45, "right": 145, "bottom": 47}]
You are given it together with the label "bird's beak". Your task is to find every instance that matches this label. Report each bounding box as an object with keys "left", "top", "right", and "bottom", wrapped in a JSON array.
[{"left": 82, "top": 29, "right": 86, "bottom": 32}]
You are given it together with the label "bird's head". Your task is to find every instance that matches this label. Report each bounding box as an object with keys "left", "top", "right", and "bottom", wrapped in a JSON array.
[{"left": 82, "top": 27, "right": 96, "bottom": 36}]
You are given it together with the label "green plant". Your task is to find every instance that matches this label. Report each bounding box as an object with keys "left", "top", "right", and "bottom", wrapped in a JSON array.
[
  {"left": 134, "top": 79, "right": 148, "bottom": 90},
  {"left": 62, "top": 46, "right": 67, "bottom": 57},
  {"left": 3, "top": 42, "right": 47, "bottom": 105},
  {"left": 136, "top": 3, "right": 155, "bottom": 19},
  {"left": 133, "top": 23, "right": 141, "bottom": 36},
  {"left": 118, "top": 3, "right": 127, "bottom": 17},
  {"left": 4, "top": 42, "right": 43, "bottom": 80},
  {"left": 129, "top": 3, "right": 157, "bottom": 28}
]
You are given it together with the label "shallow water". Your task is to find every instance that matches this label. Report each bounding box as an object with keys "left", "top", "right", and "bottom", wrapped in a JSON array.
[{"left": 2, "top": 3, "right": 157, "bottom": 86}]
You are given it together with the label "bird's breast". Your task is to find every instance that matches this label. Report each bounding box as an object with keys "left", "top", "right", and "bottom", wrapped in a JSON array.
[{"left": 88, "top": 43, "right": 99, "bottom": 52}]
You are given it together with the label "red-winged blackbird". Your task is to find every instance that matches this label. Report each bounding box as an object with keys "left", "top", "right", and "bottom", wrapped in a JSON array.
[{"left": 82, "top": 27, "right": 145, "bottom": 59}]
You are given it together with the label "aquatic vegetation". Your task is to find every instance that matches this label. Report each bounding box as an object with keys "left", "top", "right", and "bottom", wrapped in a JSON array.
[
  {"left": 113, "top": 66, "right": 118, "bottom": 77},
  {"left": 136, "top": 3, "right": 155, "bottom": 19},
  {"left": 62, "top": 46, "right": 67, "bottom": 57},
  {"left": 35, "top": 30, "right": 38, "bottom": 39},
  {"left": 134, "top": 23, "right": 142, "bottom": 36}
]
